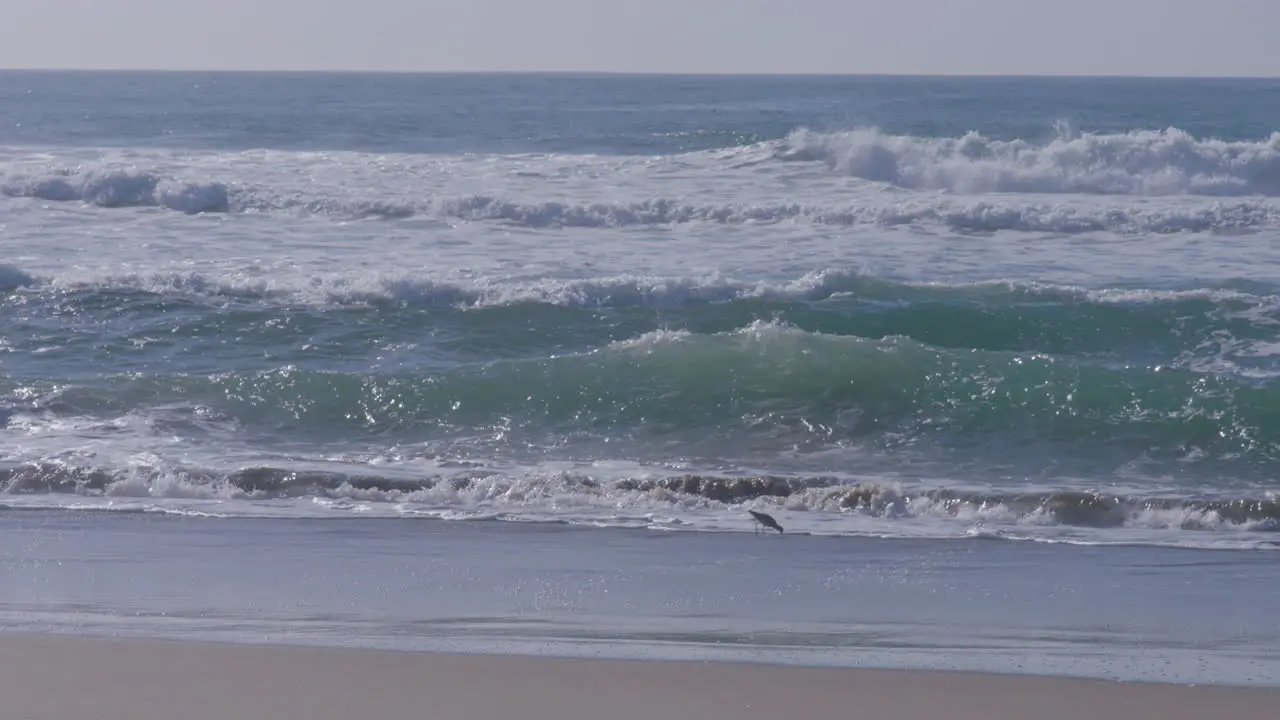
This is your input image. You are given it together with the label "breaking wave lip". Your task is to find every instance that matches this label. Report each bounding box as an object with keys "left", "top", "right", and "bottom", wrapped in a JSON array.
[
  {"left": 1, "top": 463, "right": 1276, "bottom": 544},
  {"left": 776, "top": 125, "right": 1280, "bottom": 196},
  {"left": 2, "top": 168, "right": 231, "bottom": 213}
]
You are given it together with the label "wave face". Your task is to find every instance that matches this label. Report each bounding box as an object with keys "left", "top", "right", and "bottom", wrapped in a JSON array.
[
  {"left": 4, "top": 73, "right": 1280, "bottom": 549},
  {"left": 7, "top": 269, "right": 1280, "bottom": 371},
  {"left": 5, "top": 317, "right": 1280, "bottom": 470},
  {"left": 6, "top": 268, "right": 1280, "bottom": 552}
]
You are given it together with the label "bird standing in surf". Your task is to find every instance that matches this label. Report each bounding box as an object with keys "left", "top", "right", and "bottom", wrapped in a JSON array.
[{"left": 748, "top": 509, "right": 783, "bottom": 534}]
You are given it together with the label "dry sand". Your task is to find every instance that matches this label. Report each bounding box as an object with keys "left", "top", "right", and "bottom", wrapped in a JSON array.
[{"left": 2, "top": 633, "right": 1276, "bottom": 720}]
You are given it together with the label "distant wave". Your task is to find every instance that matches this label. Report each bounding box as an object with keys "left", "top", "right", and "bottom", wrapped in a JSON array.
[
  {"left": 435, "top": 195, "right": 1278, "bottom": 233},
  {"left": 4, "top": 147, "right": 1280, "bottom": 233},
  {"left": 2, "top": 168, "right": 231, "bottom": 213},
  {"left": 4, "top": 177, "right": 1276, "bottom": 233},
  {"left": 776, "top": 126, "right": 1280, "bottom": 196}
]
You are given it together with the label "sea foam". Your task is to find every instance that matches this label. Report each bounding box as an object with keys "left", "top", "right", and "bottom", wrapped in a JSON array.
[
  {"left": 777, "top": 126, "right": 1280, "bottom": 195},
  {"left": 4, "top": 128, "right": 1280, "bottom": 233},
  {"left": 1, "top": 461, "right": 1276, "bottom": 550}
]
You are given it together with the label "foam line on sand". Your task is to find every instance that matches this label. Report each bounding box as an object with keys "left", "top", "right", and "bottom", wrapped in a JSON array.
[{"left": 2, "top": 633, "right": 1277, "bottom": 720}]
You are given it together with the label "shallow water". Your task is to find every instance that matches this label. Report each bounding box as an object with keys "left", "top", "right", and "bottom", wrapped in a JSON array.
[{"left": 2, "top": 510, "right": 1276, "bottom": 685}]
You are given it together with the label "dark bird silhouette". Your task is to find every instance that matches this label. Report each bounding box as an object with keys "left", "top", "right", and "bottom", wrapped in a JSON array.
[{"left": 748, "top": 509, "right": 783, "bottom": 534}]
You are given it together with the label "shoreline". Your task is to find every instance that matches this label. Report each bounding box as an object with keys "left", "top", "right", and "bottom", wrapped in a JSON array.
[
  {"left": 3, "top": 632, "right": 1279, "bottom": 720},
  {"left": 5, "top": 510, "right": 1279, "bottom": 688}
]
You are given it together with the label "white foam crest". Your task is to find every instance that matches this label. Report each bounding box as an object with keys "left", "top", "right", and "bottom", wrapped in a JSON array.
[
  {"left": 430, "top": 195, "right": 1280, "bottom": 233},
  {"left": 24, "top": 263, "right": 1280, "bottom": 317},
  {"left": 4, "top": 156, "right": 1279, "bottom": 232},
  {"left": 35, "top": 266, "right": 489, "bottom": 308},
  {"left": 103, "top": 469, "right": 234, "bottom": 500},
  {"left": 609, "top": 327, "right": 697, "bottom": 349},
  {"left": 33, "top": 265, "right": 879, "bottom": 309},
  {"left": 3, "top": 463, "right": 1277, "bottom": 549},
  {"left": 312, "top": 473, "right": 737, "bottom": 521},
  {"left": 770, "top": 485, "right": 1276, "bottom": 537},
  {"left": 4, "top": 411, "right": 142, "bottom": 436},
  {"left": 462, "top": 272, "right": 757, "bottom": 307},
  {"left": 1126, "top": 504, "right": 1277, "bottom": 532},
  {"left": 1075, "top": 286, "right": 1265, "bottom": 304},
  {"left": 2, "top": 168, "right": 231, "bottom": 213},
  {"left": 608, "top": 319, "right": 820, "bottom": 356},
  {"left": 779, "top": 126, "right": 1280, "bottom": 196}
]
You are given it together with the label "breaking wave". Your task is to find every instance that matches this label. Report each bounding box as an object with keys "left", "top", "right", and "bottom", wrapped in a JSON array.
[
  {"left": 9, "top": 268, "right": 1280, "bottom": 378},
  {"left": 435, "top": 195, "right": 1278, "bottom": 233},
  {"left": 7, "top": 169, "right": 1275, "bottom": 232},
  {"left": 4, "top": 128, "right": 1280, "bottom": 232},
  {"left": 17, "top": 264, "right": 1267, "bottom": 308},
  {"left": 777, "top": 126, "right": 1280, "bottom": 196},
  {"left": 8, "top": 321, "right": 1280, "bottom": 470},
  {"left": 2, "top": 168, "right": 231, "bottom": 213},
  {"left": 1, "top": 462, "right": 1276, "bottom": 544}
]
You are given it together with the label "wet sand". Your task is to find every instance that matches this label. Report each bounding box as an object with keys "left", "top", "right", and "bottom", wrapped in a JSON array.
[{"left": 2, "top": 633, "right": 1277, "bottom": 720}]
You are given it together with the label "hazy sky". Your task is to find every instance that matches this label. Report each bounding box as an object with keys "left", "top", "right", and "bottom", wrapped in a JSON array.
[{"left": 2, "top": 0, "right": 1277, "bottom": 76}]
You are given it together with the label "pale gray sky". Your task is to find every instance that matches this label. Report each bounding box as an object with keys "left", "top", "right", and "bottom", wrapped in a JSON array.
[{"left": 1, "top": 0, "right": 1277, "bottom": 76}]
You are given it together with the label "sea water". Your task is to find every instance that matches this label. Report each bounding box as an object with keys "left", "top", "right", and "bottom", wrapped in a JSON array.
[{"left": 1, "top": 72, "right": 1278, "bottom": 684}]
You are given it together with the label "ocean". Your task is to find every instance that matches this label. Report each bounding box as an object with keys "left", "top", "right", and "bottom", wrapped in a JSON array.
[{"left": 1, "top": 71, "right": 1279, "bottom": 685}]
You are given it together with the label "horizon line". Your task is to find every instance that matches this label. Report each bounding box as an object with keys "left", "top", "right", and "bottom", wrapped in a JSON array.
[{"left": 0, "top": 67, "right": 1277, "bottom": 81}]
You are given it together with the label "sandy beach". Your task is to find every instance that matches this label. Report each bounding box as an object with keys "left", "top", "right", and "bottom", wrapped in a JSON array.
[{"left": 2, "top": 633, "right": 1276, "bottom": 720}]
